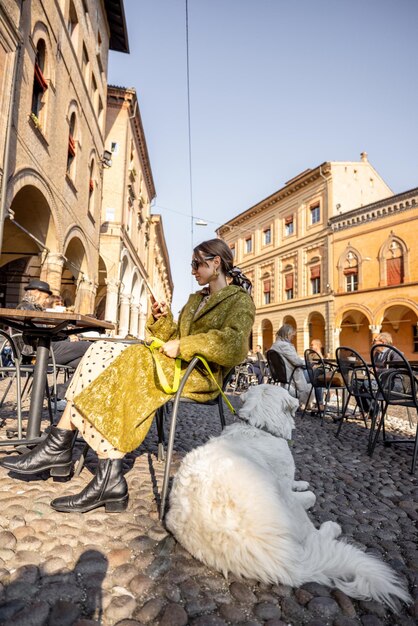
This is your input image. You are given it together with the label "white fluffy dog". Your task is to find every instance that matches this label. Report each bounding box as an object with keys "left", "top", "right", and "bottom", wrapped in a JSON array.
[{"left": 166, "top": 384, "right": 411, "bottom": 610}]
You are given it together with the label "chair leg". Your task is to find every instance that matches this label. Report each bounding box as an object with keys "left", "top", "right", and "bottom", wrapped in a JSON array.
[
  {"left": 368, "top": 403, "right": 387, "bottom": 456},
  {"left": 300, "top": 387, "right": 313, "bottom": 419},
  {"left": 218, "top": 396, "right": 226, "bottom": 430},
  {"left": 74, "top": 442, "right": 89, "bottom": 477},
  {"left": 159, "top": 394, "right": 183, "bottom": 520},
  {"left": 156, "top": 406, "right": 166, "bottom": 461},
  {"left": 411, "top": 424, "right": 418, "bottom": 474},
  {"left": 335, "top": 392, "right": 351, "bottom": 438}
]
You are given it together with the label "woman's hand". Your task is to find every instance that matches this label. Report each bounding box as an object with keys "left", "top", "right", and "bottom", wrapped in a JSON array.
[
  {"left": 161, "top": 339, "right": 180, "bottom": 358},
  {"left": 151, "top": 300, "right": 167, "bottom": 320}
]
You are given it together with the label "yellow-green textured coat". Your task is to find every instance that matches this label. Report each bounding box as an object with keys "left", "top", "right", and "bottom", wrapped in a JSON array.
[{"left": 73, "top": 285, "right": 255, "bottom": 453}]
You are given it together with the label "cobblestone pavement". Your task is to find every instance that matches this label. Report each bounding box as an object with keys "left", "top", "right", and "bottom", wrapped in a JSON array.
[{"left": 0, "top": 380, "right": 416, "bottom": 626}]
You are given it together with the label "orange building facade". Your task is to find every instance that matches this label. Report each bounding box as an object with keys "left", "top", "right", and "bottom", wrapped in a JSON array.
[
  {"left": 331, "top": 186, "right": 418, "bottom": 359},
  {"left": 218, "top": 155, "right": 418, "bottom": 359}
]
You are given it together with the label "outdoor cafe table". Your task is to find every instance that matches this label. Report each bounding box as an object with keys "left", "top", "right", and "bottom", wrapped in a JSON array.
[{"left": 0, "top": 308, "right": 113, "bottom": 446}]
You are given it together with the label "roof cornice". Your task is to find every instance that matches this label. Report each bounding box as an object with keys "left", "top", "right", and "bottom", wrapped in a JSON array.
[
  {"left": 329, "top": 186, "right": 418, "bottom": 231},
  {"left": 104, "top": 0, "right": 129, "bottom": 53},
  {"left": 107, "top": 86, "right": 156, "bottom": 200},
  {"left": 218, "top": 162, "right": 330, "bottom": 235}
]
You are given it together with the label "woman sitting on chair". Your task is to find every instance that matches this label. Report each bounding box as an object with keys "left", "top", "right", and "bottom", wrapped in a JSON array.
[
  {"left": 270, "top": 324, "right": 312, "bottom": 409},
  {"left": 0, "top": 239, "right": 255, "bottom": 513}
]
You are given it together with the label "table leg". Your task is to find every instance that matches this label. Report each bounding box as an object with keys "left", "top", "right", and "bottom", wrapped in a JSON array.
[{"left": 26, "top": 337, "right": 50, "bottom": 439}]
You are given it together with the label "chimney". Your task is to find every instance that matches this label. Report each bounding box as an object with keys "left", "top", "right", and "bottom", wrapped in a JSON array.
[{"left": 360, "top": 151, "right": 368, "bottom": 162}]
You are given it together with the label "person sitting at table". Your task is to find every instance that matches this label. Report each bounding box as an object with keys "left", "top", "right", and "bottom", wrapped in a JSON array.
[
  {"left": 16, "top": 279, "right": 92, "bottom": 407},
  {"left": 309, "top": 338, "right": 326, "bottom": 411},
  {"left": 270, "top": 324, "right": 313, "bottom": 410},
  {"left": 16, "top": 279, "right": 91, "bottom": 367},
  {"left": 356, "top": 332, "right": 403, "bottom": 415},
  {"left": 245, "top": 348, "right": 264, "bottom": 384},
  {"left": 0, "top": 239, "right": 255, "bottom": 514}
]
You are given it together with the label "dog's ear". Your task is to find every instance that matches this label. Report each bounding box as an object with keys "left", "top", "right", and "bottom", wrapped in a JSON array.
[{"left": 238, "top": 384, "right": 296, "bottom": 439}]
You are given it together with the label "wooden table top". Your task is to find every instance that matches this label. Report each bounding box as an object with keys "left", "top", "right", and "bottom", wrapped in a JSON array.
[{"left": 0, "top": 308, "right": 114, "bottom": 330}]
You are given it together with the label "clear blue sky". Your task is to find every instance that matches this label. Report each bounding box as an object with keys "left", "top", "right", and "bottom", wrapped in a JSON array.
[{"left": 108, "top": 0, "right": 418, "bottom": 314}]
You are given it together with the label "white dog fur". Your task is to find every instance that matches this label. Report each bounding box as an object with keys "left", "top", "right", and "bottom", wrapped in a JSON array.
[{"left": 166, "top": 384, "right": 411, "bottom": 610}]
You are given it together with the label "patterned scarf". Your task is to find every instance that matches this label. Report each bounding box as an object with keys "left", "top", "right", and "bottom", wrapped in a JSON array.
[{"left": 228, "top": 267, "right": 253, "bottom": 295}]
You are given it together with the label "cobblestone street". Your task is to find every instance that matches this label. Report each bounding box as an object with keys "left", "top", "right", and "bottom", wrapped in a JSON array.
[{"left": 0, "top": 380, "right": 416, "bottom": 626}]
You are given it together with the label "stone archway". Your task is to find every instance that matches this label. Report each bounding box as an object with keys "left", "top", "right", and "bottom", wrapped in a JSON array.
[
  {"left": 0, "top": 184, "right": 58, "bottom": 305},
  {"left": 380, "top": 304, "right": 418, "bottom": 359},
  {"left": 62, "top": 236, "right": 89, "bottom": 312},
  {"left": 261, "top": 319, "right": 273, "bottom": 351},
  {"left": 283, "top": 315, "right": 298, "bottom": 350},
  {"left": 308, "top": 312, "right": 326, "bottom": 352},
  {"left": 339, "top": 310, "right": 372, "bottom": 358}
]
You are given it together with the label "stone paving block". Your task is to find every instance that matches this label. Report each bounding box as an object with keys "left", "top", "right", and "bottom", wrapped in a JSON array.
[{"left": 0, "top": 394, "right": 415, "bottom": 625}]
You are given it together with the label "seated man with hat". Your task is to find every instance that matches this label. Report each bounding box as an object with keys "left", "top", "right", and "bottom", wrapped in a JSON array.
[{"left": 17, "top": 279, "right": 91, "bottom": 408}]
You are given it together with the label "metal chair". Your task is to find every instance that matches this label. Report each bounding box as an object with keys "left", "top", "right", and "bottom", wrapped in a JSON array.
[
  {"left": 0, "top": 330, "right": 55, "bottom": 443},
  {"left": 369, "top": 344, "right": 418, "bottom": 474},
  {"left": 157, "top": 357, "right": 234, "bottom": 519},
  {"left": 335, "top": 347, "right": 380, "bottom": 438},
  {"left": 303, "top": 349, "right": 344, "bottom": 422},
  {"left": 0, "top": 330, "right": 24, "bottom": 439},
  {"left": 266, "top": 349, "right": 297, "bottom": 393}
]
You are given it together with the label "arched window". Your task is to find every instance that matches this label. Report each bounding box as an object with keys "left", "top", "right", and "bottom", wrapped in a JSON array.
[
  {"left": 31, "top": 39, "right": 48, "bottom": 122},
  {"left": 343, "top": 251, "right": 359, "bottom": 292},
  {"left": 67, "top": 112, "right": 77, "bottom": 176},
  {"left": 386, "top": 240, "right": 404, "bottom": 286}
]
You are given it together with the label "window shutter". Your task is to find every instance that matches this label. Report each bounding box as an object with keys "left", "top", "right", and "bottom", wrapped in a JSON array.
[
  {"left": 34, "top": 62, "right": 48, "bottom": 92},
  {"left": 68, "top": 135, "right": 76, "bottom": 157},
  {"left": 310, "top": 265, "right": 320, "bottom": 279},
  {"left": 285, "top": 273, "right": 294, "bottom": 289},
  {"left": 387, "top": 257, "right": 404, "bottom": 286},
  {"left": 343, "top": 267, "right": 358, "bottom": 276},
  {"left": 263, "top": 280, "right": 271, "bottom": 292}
]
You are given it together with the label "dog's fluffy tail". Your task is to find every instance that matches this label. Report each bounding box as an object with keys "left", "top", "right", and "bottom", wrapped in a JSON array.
[{"left": 298, "top": 523, "right": 411, "bottom": 611}]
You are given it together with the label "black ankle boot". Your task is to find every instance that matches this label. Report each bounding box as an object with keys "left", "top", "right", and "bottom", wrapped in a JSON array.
[
  {"left": 0, "top": 427, "right": 76, "bottom": 477},
  {"left": 50, "top": 459, "right": 128, "bottom": 513}
]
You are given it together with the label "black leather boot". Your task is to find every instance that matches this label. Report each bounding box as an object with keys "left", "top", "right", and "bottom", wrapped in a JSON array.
[
  {"left": 0, "top": 427, "right": 76, "bottom": 477},
  {"left": 50, "top": 459, "right": 128, "bottom": 513}
]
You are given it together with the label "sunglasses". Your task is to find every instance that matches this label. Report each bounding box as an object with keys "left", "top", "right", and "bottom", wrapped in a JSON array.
[{"left": 191, "top": 255, "right": 215, "bottom": 271}]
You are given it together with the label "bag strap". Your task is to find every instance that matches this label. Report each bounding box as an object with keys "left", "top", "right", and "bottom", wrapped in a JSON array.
[
  {"left": 147, "top": 337, "right": 235, "bottom": 414},
  {"left": 148, "top": 337, "right": 181, "bottom": 394}
]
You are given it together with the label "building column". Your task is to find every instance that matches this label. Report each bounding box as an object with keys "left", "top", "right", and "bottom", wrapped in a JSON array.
[
  {"left": 138, "top": 305, "right": 147, "bottom": 339},
  {"left": 43, "top": 252, "right": 65, "bottom": 294},
  {"left": 369, "top": 324, "right": 382, "bottom": 338},
  {"left": 75, "top": 276, "right": 97, "bottom": 314},
  {"left": 118, "top": 293, "right": 131, "bottom": 337},
  {"left": 129, "top": 303, "right": 139, "bottom": 337},
  {"left": 104, "top": 278, "right": 120, "bottom": 325},
  {"left": 332, "top": 327, "right": 341, "bottom": 354}
]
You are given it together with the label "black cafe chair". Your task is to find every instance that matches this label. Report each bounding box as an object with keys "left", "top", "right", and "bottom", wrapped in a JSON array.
[
  {"left": 335, "top": 347, "right": 381, "bottom": 439},
  {"left": 0, "top": 330, "right": 24, "bottom": 439},
  {"left": 155, "top": 357, "right": 234, "bottom": 520},
  {"left": 369, "top": 344, "right": 418, "bottom": 474},
  {"left": 302, "top": 349, "right": 344, "bottom": 422},
  {"left": 266, "top": 349, "right": 297, "bottom": 394}
]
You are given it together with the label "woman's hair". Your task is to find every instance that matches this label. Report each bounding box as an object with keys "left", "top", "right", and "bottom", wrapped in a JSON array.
[
  {"left": 276, "top": 324, "right": 296, "bottom": 341},
  {"left": 193, "top": 238, "right": 252, "bottom": 293},
  {"left": 375, "top": 331, "right": 393, "bottom": 345}
]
